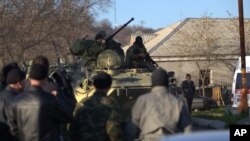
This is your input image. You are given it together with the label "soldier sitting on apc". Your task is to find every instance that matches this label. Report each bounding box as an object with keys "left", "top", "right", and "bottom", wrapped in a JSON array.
[
  {"left": 124, "top": 36, "right": 157, "bottom": 71},
  {"left": 80, "top": 31, "right": 108, "bottom": 68}
]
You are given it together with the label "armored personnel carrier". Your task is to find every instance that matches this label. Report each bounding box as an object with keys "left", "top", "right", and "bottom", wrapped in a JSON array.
[
  {"left": 73, "top": 49, "right": 153, "bottom": 119},
  {"left": 68, "top": 17, "right": 154, "bottom": 119}
]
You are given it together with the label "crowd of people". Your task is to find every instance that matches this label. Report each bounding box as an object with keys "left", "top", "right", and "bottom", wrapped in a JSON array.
[
  {"left": 0, "top": 32, "right": 196, "bottom": 141},
  {"left": 0, "top": 56, "right": 74, "bottom": 141}
]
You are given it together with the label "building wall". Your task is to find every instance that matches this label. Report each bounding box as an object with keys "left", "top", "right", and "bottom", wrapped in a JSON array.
[{"left": 157, "top": 60, "right": 237, "bottom": 88}]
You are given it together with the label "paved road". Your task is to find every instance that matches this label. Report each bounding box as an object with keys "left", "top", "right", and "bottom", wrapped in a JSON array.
[{"left": 193, "top": 125, "right": 215, "bottom": 132}]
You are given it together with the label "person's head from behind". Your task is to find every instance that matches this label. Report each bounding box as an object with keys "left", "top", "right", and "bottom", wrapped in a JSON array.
[
  {"left": 186, "top": 74, "right": 191, "bottom": 81},
  {"left": 0, "top": 62, "right": 20, "bottom": 86},
  {"left": 6, "top": 69, "right": 26, "bottom": 92},
  {"left": 29, "top": 64, "right": 48, "bottom": 86},
  {"left": 93, "top": 71, "right": 112, "bottom": 93},
  {"left": 151, "top": 68, "right": 169, "bottom": 88},
  {"left": 32, "top": 56, "right": 49, "bottom": 76}
]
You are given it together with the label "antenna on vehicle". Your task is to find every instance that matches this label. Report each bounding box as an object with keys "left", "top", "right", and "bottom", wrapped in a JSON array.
[{"left": 49, "top": 35, "right": 61, "bottom": 67}]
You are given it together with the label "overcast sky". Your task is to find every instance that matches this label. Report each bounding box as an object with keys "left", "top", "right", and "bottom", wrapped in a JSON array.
[{"left": 97, "top": 0, "right": 250, "bottom": 29}]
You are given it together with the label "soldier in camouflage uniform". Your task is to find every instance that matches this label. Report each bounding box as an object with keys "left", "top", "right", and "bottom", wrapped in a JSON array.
[
  {"left": 124, "top": 36, "right": 157, "bottom": 71},
  {"left": 81, "top": 32, "right": 107, "bottom": 68},
  {"left": 69, "top": 72, "right": 123, "bottom": 141},
  {"left": 70, "top": 30, "right": 125, "bottom": 70}
]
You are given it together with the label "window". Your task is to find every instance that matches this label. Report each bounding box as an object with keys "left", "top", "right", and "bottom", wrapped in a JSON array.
[
  {"left": 235, "top": 73, "right": 250, "bottom": 89},
  {"left": 200, "top": 69, "right": 211, "bottom": 86}
]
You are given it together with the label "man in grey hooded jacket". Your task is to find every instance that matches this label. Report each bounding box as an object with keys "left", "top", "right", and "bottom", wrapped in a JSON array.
[{"left": 131, "top": 68, "right": 192, "bottom": 141}]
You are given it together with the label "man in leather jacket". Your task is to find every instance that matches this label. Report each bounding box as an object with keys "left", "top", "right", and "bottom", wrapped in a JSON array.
[
  {"left": 8, "top": 64, "right": 73, "bottom": 141},
  {"left": 0, "top": 68, "right": 26, "bottom": 141}
]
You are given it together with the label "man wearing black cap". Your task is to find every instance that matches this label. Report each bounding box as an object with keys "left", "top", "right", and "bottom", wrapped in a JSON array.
[
  {"left": 0, "top": 68, "right": 25, "bottom": 141},
  {"left": 8, "top": 64, "right": 73, "bottom": 141},
  {"left": 131, "top": 68, "right": 192, "bottom": 141},
  {"left": 0, "top": 63, "right": 20, "bottom": 92},
  {"left": 70, "top": 71, "right": 123, "bottom": 141},
  {"left": 124, "top": 36, "right": 157, "bottom": 71}
]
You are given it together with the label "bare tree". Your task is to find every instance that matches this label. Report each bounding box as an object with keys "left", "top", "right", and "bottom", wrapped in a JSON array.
[
  {"left": 174, "top": 15, "right": 248, "bottom": 96},
  {"left": 178, "top": 17, "right": 218, "bottom": 96},
  {"left": 226, "top": 11, "right": 250, "bottom": 54},
  {"left": 0, "top": 0, "right": 112, "bottom": 66}
]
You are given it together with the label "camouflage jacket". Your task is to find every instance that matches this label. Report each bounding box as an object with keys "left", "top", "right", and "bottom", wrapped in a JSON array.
[
  {"left": 69, "top": 90, "right": 123, "bottom": 141},
  {"left": 81, "top": 42, "right": 106, "bottom": 68}
]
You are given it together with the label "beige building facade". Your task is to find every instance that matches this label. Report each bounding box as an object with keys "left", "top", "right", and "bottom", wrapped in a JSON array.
[{"left": 124, "top": 18, "right": 250, "bottom": 88}]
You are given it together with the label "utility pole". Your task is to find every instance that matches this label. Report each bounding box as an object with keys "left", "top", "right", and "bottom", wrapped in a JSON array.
[
  {"left": 237, "top": 0, "right": 248, "bottom": 113},
  {"left": 114, "top": 0, "right": 117, "bottom": 29}
]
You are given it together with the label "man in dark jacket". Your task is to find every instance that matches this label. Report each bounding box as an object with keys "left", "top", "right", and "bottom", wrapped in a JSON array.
[
  {"left": 0, "top": 69, "right": 26, "bottom": 141},
  {"left": 0, "top": 63, "right": 20, "bottom": 92},
  {"left": 181, "top": 74, "right": 196, "bottom": 113},
  {"left": 8, "top": 64, "right": 73, "bottom": 141},
  {"left": 31, "top": 55, "right": 76, "bottom": 141}
]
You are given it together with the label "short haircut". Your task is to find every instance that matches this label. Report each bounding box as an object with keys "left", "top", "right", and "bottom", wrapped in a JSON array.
[
  {"left": 93, "top": 72, "right": 112, "bottom": 89},
  {"left": 32, "top": 56, "right": 49, "bottom": 73},
  {"left": 29, "top": 64, "right": 48, "bottom": 80},
  {"left": 151, "top": 68, "right": 169, "bottom": 87}
]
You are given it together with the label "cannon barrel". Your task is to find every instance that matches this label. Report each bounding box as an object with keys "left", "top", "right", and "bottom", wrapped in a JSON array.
[{"left": 106, "top": 17, "right": 134, "bottom": 42}]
